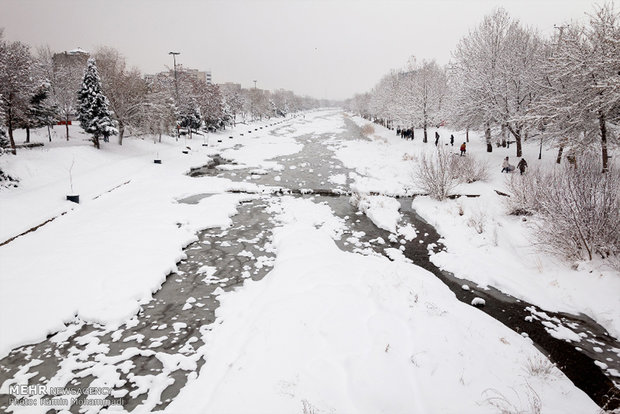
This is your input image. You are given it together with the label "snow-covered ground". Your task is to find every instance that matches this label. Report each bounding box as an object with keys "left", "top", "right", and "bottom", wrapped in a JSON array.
[
  {"left": 0, "top": 117, "right": 292, "bottom": 358},
  {"left": 335, "top": 116, "right": 620, "bottom": 341},
  {"left": 0, "top": 109, "right": 614, "bottom": 412}
]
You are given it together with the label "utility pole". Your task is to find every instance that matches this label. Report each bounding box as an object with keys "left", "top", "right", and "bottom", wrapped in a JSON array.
[
  {"left": 251, "top": 80, "right": 257, "bottom": 120},
  {"left": 169, "top": 51, "right": 180, "bottom": 138}
]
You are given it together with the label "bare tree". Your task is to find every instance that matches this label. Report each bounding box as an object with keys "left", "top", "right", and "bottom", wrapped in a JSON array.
[
  {"left": 136, "top": 77, "right": 176, "bottom": 142},
  {"left": 94, "top": 47, "right": 147, "bottom": 145},
  {"left": 220, "top": 83, "right": 244, "bottom": 125},
  {"left": 534, "top": 3, "right": 620, "bottom": 172},
  {"left": 413, "top": 59, "right": 447, "bottom": 142},
  {"left": 40, "top": 47, "right": 87, "bottom": 141},
  {"left": 0, "top": 38, "right": 33, "bottom": 154},
  {"left": 450, "top": 9, "right": 544, "bottom": 155}
]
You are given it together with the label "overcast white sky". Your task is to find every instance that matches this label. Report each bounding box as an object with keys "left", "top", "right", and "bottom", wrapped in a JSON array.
[{"left": 0, "top": 0, "right": 599, "bottom": 100}]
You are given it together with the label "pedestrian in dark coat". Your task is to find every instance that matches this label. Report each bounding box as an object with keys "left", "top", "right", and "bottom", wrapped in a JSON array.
[
  {"left": 450, "top": 134, "right": 454, "bottom": 146},
  {"left": 517, "top": 158, "right": 528, "bottom": 175},
  {"left": 435, "top": 131, "right": 440, "bottom": 146}
]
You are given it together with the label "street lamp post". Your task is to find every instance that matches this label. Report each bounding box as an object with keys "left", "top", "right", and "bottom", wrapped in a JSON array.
[
  {"left": 169, "top": 51, "right": 180, "bottom": 138},
  {"left": 251, "top": 80, "right": 258, "bottom": 120}
]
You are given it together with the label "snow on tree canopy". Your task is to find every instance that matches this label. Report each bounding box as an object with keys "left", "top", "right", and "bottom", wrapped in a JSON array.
[{"left": 77, "top": 58, "right": 117, "bottom": 148}]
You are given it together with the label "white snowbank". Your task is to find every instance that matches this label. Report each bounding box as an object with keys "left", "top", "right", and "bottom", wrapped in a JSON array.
[{"left": 356, "top": 194, "right": 401, "bottom": 233}]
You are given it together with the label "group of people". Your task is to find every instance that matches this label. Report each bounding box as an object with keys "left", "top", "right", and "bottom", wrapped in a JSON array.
[
  {"left": 502, "top": 157, "right": 528, "bottom": 175},
  {"left": 435, "top": 131, "right": 468, "bottom": 156},
  {"left": 397, "top": 127, "right": 414, "bottom": 139},
  {"left": 398, "top": 129, "right": 529, "bottom": 171}
]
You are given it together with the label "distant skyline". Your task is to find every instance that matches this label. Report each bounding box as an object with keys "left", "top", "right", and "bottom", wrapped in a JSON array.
[{"left": 0, "top": 0, "right": 600, "bottom": 100}]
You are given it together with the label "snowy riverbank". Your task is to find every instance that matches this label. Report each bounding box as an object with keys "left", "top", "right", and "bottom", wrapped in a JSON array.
[
  {"left": 0, "top": 116, "right": 296, "bottom": 358},
  {"left": 335, "top": 115, "right": 620, "bottom": 342}
]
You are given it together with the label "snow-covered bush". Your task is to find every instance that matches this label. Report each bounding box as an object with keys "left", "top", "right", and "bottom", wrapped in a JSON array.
[
  {"left": 0, "top": 127, "right": 8, "bottom": 151},
  {"left": 451, "top": 154, "right": 490, "bottom": 183},
  {"left": 414, "top": 147, "right": 459, "bottom": 200},
  {"left": 504, "top": 168, "right": 546, "bottom": 215},
  {"left": 360, "top": 123, "right": 375, "bottom": 137},
  {"left": 535, "top": 157, "right": 620, "bottom": 262}
]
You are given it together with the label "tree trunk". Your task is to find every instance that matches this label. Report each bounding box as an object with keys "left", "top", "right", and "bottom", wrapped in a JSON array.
[
  {"left": 466, "top": 127, "right": 469, "bottom": 143},
  {"left": 65, "top": 116, "right": 70, "bottom": 141},
  {"left": 484, "top": 124, "right": 492, "bottom": 152},
  {"left": 599, "top": 111, "right": 608, "bottom": 173},
  {"left": 538, "top": 136, "right": 543, "bottom": 160},
  {"left": 506, "top": 124, "right": 523, "bottom": 158},
  {"left": 25, "top": 127, "right": 30, "bottom": 144},
  {"left": 93, "top": 135, "right": 100, "bottom": 149},
  {"left": 47, "top": 125, "right": 52, "bottom": 142},
  {"left": 118, "top": 123, "right": 124, "bottom": 146},
  {"left": 7, "top": 105, "right": 16, "bottom": 155},
  {"left": 556, "top": 145, "right": 563, "bottom": 164},
  {"left": 423, "top": 123, "right": 428, "bottom": 143}
]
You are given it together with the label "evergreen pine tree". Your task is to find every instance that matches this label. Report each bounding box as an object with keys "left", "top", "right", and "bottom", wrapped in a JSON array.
[
  {"left": 77, "top": 58, "right": 117, "bottom": 149},
  {"left": 178, "top": 99, "right": 202, "bottom": 139},
  {"left": 0, "top": 126, "right": 8, "bottom": 151}
]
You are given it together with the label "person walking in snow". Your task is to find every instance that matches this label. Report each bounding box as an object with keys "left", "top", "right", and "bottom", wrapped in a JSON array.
[
  {"left": 450, "top": 134, "right": 454, "bottom": 146},
  {"left": 435, "top": 131, "right": 440, "bottom": 146},
  {"left": 517, "top": 158, "right": 528, "bottom": 175},
  {"left": 501, "top": 156, "right": 515, "bottom": 173},
  {"left": 460, "top": 142, "right": 466, "bottom": 156}
]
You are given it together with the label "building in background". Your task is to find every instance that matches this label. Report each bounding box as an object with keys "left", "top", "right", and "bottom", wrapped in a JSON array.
[
  {"left": 145, "top": 65, "right": 212, "bottom": 85},
  {"left": 218, "top": 82, "right": 241, "bottom": 91},
  {"left": 52, "top": 48, "right": 90, "bottom": 71}
]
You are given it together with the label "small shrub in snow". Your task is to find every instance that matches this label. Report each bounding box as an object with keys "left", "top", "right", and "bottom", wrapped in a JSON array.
[
  {"left": 301, "top": 400, "right": 318, "bottom": 414},
  {"left": 0, "top": 168, "right": 18, "bottom": 188},
  {"left": 360, "top": 123, "right": 375, "bottom": 137},
  {"left": 504, "top": 169, "right": 546, "bottom": 216},
  {"left": 457, "top": 202, "right": 464, "bottom": 216},
  {"left": 524, "top": 355, "right": 558, "bottom": 379},
  {"left": 482, "top": 385, "right": 542, "bottom": 414},
  {"left": 414, "top": 149, "right": 490, "bottom": 200},
  {"left": 414, "top": 147, "right": 459, "bottom": 200},
  {"left": 466, "top": 209, "right": 487, "bottom": 234},
  {"left": 451, "top": 154, "right": 490, "bottom": 183}
]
